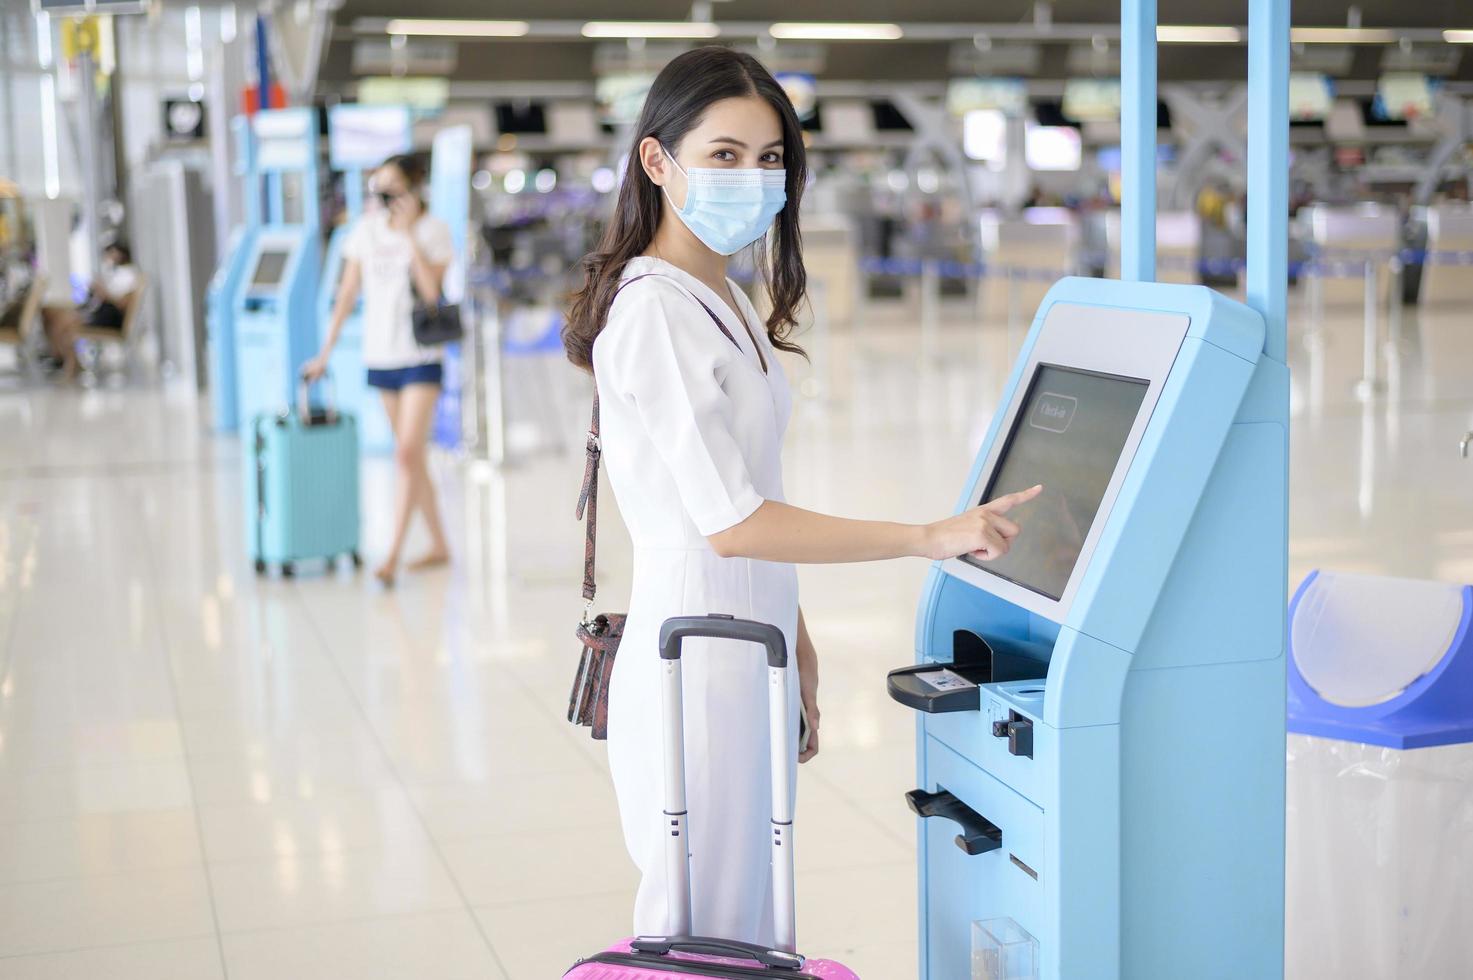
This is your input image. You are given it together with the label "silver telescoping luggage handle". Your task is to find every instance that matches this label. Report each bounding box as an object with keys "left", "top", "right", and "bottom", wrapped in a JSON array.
[
  {"left": 656, "top": 614, "right": 799, "bottom": 957},
  {"left": 296, "top": 367, "right": 338, "bottom": 426}
]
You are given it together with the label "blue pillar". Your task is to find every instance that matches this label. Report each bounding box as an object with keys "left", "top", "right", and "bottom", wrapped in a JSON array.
[
  {"left": 344, "top": 169, "right": 364, "bottom": 222},
  {"left": 254, "top": 16, "right": 271, "bottom": 108},
  {"left": 1247, "top": 0, "right": 1290, "bottom": 364},
  {"left": 1120, "top": 0, "right": 1157, "bottom": 282}
]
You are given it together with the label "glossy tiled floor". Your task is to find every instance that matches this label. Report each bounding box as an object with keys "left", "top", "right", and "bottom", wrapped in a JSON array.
[{"left": 0, "top": 291, "right": 1469, "bottom": 978}]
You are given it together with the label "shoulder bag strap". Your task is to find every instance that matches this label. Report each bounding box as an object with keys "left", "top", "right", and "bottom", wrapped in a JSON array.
[{"left": 575, "top": 270, "right": 762, "bottom": 607}]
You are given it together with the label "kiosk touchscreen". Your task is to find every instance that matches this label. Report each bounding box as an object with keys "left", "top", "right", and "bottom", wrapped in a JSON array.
[
  {"left": 961, "top": 365, "right": 1148, "bottom": 600},
  {"left": 897, "top": 279, "right": 1286, "bottom": 980},
  {"left": 248, "top": 250, "right": 288, "bottom": 290}
]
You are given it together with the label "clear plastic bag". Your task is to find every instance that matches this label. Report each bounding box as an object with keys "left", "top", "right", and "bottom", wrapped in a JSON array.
[{"left": 1286, "top": 734, "right": 1473, "bottom": 979}]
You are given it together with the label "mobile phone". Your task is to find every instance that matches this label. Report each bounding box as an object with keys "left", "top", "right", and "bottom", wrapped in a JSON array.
[{"left": 798, "top": 702, "right": 812, "bottom": 756}]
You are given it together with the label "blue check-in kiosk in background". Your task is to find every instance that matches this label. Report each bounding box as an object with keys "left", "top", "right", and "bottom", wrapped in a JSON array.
[
  {"left": 892, "top": 2, "right": 1290, "bottom": 978},
  {"left": 318, "top": 104, "right": 413, "bottom": 455},
  {"left": 205, "top": 117, "right": 257, "bottom": 433},
  {"left": 232, "top": 108, "right": 321, "bottom": 426}
]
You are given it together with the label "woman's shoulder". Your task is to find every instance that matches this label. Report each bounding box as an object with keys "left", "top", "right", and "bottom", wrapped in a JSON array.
[
  {"left": 413, "top": 212, "right": 453, "bottom": 242},
  {"left": 595, "top": 269, "right": 722, "bottom": 366}
]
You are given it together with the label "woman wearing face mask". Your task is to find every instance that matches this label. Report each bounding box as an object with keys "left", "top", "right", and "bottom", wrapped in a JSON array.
[
  {"left": 306, "top": 154, "right": 453, "bottom": 587},
  {"left": 563, "top": 47, "right": 1041, "bottom": 945}
]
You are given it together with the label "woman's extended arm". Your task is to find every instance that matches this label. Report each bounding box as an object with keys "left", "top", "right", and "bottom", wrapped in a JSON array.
[
  {"left": 303, "top": 258, "right": 361, "bottom": 381},
  {"left": 706, "top": 485, "right": 1043, "bottom": 565}
]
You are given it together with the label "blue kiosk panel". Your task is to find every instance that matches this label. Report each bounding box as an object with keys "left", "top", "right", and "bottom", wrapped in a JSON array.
[
  {"left": 233, "top": 228, "right": 319, "bottom": 423},
  {"left": 206, "top": 226, "right": 253, "bottom": 432},
  {"left": 206, "top": 116, "right": 258, "bottom": 433},
  {"left": 908, "top": 276, "right": 1287, "bottom": 980},
  {"left": 232, "top": 108, "right": 321, "bottom": 425},
  {"left": 906, "top": 2, "right": 1289, "bottom": 976}
]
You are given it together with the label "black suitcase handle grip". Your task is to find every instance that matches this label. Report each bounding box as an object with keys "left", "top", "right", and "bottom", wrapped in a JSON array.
[
  {"left": 630, "top": 935, "right": 805, "bottom": 970},
  {"left": 658, "top": 614, "right": 787, "bottom": 668}
]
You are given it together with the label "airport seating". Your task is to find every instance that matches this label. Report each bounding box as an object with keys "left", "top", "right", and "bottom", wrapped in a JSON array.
[
  {"left": 77, "top": 274, "right": 148, "bottom": 381},
  {"left": 0, "top": 274, "right": 48, "bottom": 374}
]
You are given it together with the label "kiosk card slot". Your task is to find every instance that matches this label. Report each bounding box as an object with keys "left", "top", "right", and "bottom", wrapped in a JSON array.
[
  {"left": 888, "top": 630, "right": 1048, "bottom": 714},
  {"left": 906, "top": 788, "right": 1003, "bottom": 856}
]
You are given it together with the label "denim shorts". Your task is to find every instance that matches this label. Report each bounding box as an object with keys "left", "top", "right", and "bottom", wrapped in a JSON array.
[{"left": 366, "top": 363, "right": 443, "bottom": 391}]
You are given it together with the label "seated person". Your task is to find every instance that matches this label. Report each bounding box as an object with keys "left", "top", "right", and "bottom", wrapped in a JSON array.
[
  {"left": 0, "top": 257, "right": 33, "bottom": 330},
  {"left": 41, "top": 241, "right": 139, "bottom": 377}
]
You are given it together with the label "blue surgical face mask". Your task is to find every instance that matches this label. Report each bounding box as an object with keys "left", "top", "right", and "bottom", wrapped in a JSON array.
[{"left": 661, "top": 144, "right": 787, "bottom": 256}]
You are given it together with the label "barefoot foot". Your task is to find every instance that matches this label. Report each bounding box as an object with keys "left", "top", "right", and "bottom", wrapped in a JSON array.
[
  {"left": 406, "top": 550, "right": 450, "bottom": 572},
  {"left": 373, "top": 561, "right": 396, "bottom": 587}
]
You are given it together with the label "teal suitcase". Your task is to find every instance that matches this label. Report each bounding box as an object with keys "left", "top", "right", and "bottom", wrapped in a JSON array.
[{"left": 245, "top": 376, "right": 361, "bottom": 577}]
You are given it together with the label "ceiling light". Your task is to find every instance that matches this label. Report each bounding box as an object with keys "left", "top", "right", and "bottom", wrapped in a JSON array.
[
  {"left": 769, "top": 23, "right": 903, "bottom": 41},
  {"left": 1444, "top": 30, "right": 1473, "bottom": 43},
  {"left": 582, "top": 21, "right": 721, "bottom": 39},
  {"left": 1156, "top": 25, "right": 1241, "bottom": 43},
  {"left": 1289, "top": 27, "right": 1397, "bottom": 44},
  {"left": 384, "top": 19, "right": 529, "bottom": 38}
]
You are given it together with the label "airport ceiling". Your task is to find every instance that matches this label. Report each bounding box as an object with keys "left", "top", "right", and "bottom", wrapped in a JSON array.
[{"left": 321, "top": 1, "right": 1473, "bottom": 85}]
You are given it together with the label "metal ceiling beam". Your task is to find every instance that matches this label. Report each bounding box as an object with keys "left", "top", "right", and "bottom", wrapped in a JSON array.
[{"left": 341, "top": 18, "right": 1469, "bottom": 45}]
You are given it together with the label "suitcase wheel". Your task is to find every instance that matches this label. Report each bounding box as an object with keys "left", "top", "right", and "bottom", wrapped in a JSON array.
[
  {"left": 254, "top": 559, "right": 266, "bottom": 576},
  {"left": 281, "top": 562, "right": 295, "bottom": 578},
  {"left": 349, "top": 551, "right": 363, "bottom": 570}
]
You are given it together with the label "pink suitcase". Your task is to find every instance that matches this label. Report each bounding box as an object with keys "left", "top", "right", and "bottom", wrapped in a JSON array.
[{"left": 564, "top": 615, "right": 861, "bottom": 979}]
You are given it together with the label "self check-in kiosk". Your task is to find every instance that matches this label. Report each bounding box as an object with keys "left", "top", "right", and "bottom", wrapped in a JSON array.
[
  {"left": 232, "top": 108, "right": 321, "bottom": 426},
  {"left": 893, "top": 3, "right": 1290, "bottom": 978},
  {"left": 206, "top": 117, "right": 257, "bottom": 433},
  {"left": 318, "top": 104, "right": 412, "bottom": 455}
]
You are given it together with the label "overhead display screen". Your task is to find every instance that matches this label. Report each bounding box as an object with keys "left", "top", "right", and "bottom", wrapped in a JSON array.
[
  {"left": 250, "top": 250, "right": 289, "bottom": 287},
  {"left": 965, "top": 365, "right": 1149, "bottom": 600}
]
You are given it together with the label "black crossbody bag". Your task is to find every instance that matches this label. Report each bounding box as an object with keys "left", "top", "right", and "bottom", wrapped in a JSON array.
[{"left": 410, "top": 266, "right": 463, "bottom": 346}]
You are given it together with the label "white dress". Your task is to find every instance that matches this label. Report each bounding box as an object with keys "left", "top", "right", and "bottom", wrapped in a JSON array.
[{"left": 592, "top": 255, "right": 799, "bottom": 945}]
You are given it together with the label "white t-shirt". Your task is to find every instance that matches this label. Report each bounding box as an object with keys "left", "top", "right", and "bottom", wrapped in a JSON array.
[
  {"left": 99, "top": 263, "right": 140, "bottom": 302},
  {"left": 342, "top": 209, "right": 455, "bottom": 369}
]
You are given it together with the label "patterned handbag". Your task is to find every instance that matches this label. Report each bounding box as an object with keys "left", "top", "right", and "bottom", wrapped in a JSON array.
[
  {"left": 565, "top": 272, "right": 763, "bottom": 740},
  {"left": 568, "top": 393, "right": 622, "bottom": 740}
]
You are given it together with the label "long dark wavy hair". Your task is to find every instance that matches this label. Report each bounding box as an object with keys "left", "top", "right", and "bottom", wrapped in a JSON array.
[{"left": 563, "top": 46, "right": 807, "bottom": 370}]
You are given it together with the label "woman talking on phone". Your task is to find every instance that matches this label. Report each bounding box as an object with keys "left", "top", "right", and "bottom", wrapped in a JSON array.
[
  {"left": 564, "top": 47, "right": 1042, "bottom": 945},
  {"left": 306, "top": 154, "right": 454, "bottom": 587}
]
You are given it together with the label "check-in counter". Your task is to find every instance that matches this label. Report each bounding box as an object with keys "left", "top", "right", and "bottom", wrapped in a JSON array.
[
  {"left": 1300, "top": 203, "right": 1400, "bottom": 309},
  {"left": 1104, "top": 209, "right": 1201, "bottom": 285},
  {"left": 978, "top": 209, "right": 1078, "bottom": 323},
  {"left": 1417, "top": 203, "right": 1473, "bottom": 307},
  {"left": 801, "top": 218, "right": 859, "bottom": 326}
]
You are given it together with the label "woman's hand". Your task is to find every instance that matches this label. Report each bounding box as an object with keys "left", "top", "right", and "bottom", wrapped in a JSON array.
[
  {"left": 795, "top": 610, "right": 820, "bottom": 763},
  {"left": 920, "top": 484, "right": 1044, "bottom": 562},
  {"left": 798, "top": 653, "right": 820, "bottom": 764},
  {"left": 301, "top": 352, "right": 330, "bottom": 383},
  {"left": 387, "top": 192, "right": 421, "bottom": 231}
]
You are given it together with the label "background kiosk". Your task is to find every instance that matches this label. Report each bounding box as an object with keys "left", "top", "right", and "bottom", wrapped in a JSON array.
[
  {"left": 205, "top": 117, "right": 257, "bottom": 433},
  {"left": 232, "top": 108, "right": 321, "bottom": 426},
  {"left": 318, "top": 104, "right": 412, "bottom": 455},
  {"left": 893, "top": 2, "right": 1290, "bottom": 977}
]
